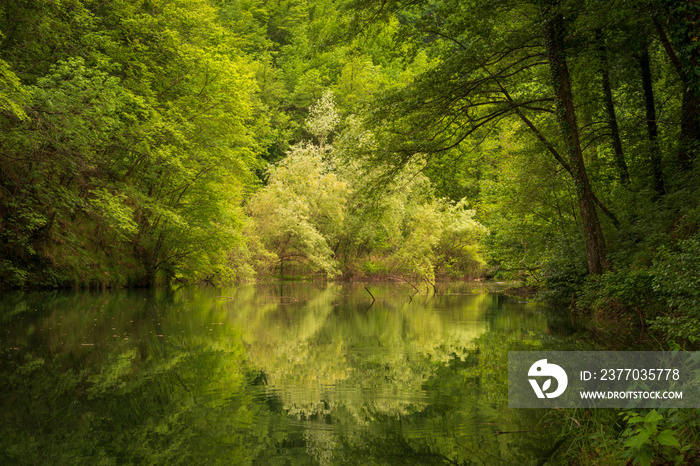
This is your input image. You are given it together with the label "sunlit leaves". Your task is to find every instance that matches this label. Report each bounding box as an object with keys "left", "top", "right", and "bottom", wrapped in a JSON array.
[
  {"left": 248, "top": 89, "right": 487, "bottom": 281},
  {"left": 306, "top": 89, "right": 340, "bottom": 148},
  {"left": 248, "top": 142, "right": 349, "bottom": 277},
  {"left": 0, "top": 0, "right": 261, "bottom": 287},
  {"left": 0, "top": 58, "right": 29, "bottom": 120}
]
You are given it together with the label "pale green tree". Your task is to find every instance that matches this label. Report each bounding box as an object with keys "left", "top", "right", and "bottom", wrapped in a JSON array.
[{"left": 248, "top": 141, "right": 349, "bottom": 277}]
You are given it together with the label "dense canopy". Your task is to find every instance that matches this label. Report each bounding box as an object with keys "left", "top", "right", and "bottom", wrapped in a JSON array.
[
  {"left": 0, "top": 0, "right": 698, "bottom": 321},
  {"left": 2, "top": 0, "right": 700, "bottom": 462}
]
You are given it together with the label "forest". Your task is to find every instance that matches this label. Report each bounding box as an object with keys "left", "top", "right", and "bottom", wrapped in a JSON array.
[
  {"left": 1, "top": 0, "right": 699, "bottom": 462},
  {"left": 2, "top": 0, "right": 699, "bottom": 337}
]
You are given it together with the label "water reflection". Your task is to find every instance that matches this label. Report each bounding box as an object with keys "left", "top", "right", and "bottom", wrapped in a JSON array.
[{"left": 0, "top": 282, "right": 555, "bottom": 464}]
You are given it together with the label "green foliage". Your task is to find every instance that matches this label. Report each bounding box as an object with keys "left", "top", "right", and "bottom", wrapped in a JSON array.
[
  {"left": 651, "top": 233, "right": 700, "bottom": 314},
  {"left": 648, "top": 316, "right": 700, "bottom": 346},
  {"left": 579, "top": 270, "right": 657, "bottom": 314},
  {"left": 552, "top": 407, "right": 700, "bottom": 465},
  {"left": 620, "top": 410, "right": 671, "bottom": 465},
  {"left": 537, "top": 244, "right": 588, "bottom": 307},
  {"left": 576, "top": 409, "right": 697, "bottom": 466},
  {"left": 0, "top": 57, "right": 29, "bottom": 119},
  {"left": 369, "top": 192, "right": 487, "bottom": 282},
  {"left": 0, "top": 0, "right": 443, "bottom": 288},
  {"left": 248, "top": 141, "right": 349, "bottom": 278},
  {"left": 0, "top": 0, "right": 261, "bottom": 288},
  {"left": 644, "top": 232, "right": 700, "bottom": 346},
  {"left": 248, "top": 92, "right": 487, "bottom": 280}
]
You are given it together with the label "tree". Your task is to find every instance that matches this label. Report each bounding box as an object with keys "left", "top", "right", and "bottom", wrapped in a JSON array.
[
  {"left": 541, "top": 0, "right": 609, "bottom": 274},
  {"left": 0, "top": 0, "right": 260, "bottom": 287},
  {"left": 248, "top": 141, "right": 349, "bottom": 277},
  {"left": 595, "top": 30, "right": 629, "bottom": 186},
  {"left": 248, "top": 90, "right": 487, "bottom": 281},
  {"left": 652, "top": 0, "right": 700, "bottom": 169},
  {"left": 347, "top": 0, "right": 615, "bottom": 274}
]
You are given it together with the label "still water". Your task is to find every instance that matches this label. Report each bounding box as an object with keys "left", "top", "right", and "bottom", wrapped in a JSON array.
[{"left": 0, "top": 282, "right": 561, "bottom": 464}]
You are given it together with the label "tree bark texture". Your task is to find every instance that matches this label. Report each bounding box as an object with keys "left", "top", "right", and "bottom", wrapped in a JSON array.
[
  {"left": 652, "top": 13, "right": 700, "bottom": 170},
  {"left": 638, "top": 45, "right": 666, "bottom": 196},
  {"left": 542, "top": 1, "right": 608, "bottom": 275},
  {"left": 596, "top": 31, "right": 629, "bottom": 185}
]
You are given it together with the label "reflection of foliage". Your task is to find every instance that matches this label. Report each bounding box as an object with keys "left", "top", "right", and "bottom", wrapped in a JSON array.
[
  {"left": 325, "top": 344, "right": 553, "bottom": 465},
  {"left": 233, "top": 284, "right": 551, "bottom": 464},
  {"left": 0, "top": 340, "right": 265, "bottom": 464},
  {"left": 0, "top": 287, "right": 280, "bottom": 464},
  {"left": 1, "top": 283, "right": 556, "bottom": 464}
]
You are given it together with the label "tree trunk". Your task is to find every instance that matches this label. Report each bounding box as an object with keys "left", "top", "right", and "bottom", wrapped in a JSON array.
[
  {"left": 638, "top": 45, "right": 666, "bottom": 197},
  {"left": 597, "top": 31, "right": 629, "bottom": 185},
  {"left": 652, "top": 14, "right": 700, "bottom": 170},
  {"left": 542, "top": 1, "right": 608, "bottom": 275},
  {"left": 679, "top": 89, "right": 700, "bottom": 169}
]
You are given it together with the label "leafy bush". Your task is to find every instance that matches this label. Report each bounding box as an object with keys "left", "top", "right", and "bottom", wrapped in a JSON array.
[
  {"left": 640, "top": 232, "right": 700, "bottom": 346},
  {"left": 538, "top": 245, "right": 588, "bottom": 307},
  {"left": 248, "top": 92, "right": 487, "bottom": 281},
  {"left": 576, "top": 270, "right": 659, "bottom": 328},
  {"left": 651, "top": 233, "right": 700, "bottom": 315},
  {"left": 647, "top": 316, "right": 700, "bottom": 346}
]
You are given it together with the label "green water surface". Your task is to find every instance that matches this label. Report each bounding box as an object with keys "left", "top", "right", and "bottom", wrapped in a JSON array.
[{"left": 0, "top": 282, "right": 560, "bottom": 465}]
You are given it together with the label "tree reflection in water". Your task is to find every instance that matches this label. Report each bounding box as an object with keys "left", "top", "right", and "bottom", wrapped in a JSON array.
[{"left": 0, "top": 283, "right": 555, "bottom": 464}]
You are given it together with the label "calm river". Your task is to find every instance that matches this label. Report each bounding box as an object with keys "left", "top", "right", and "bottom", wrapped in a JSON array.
[{"left": 0, "top": 282, "right": 564, "bottom": 464}]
